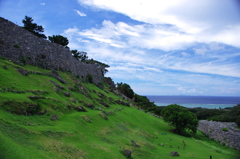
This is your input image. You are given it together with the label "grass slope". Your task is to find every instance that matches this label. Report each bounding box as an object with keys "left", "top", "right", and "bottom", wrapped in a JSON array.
[{"left": 0, "top": 58, "right": 239, "bottom": 159}]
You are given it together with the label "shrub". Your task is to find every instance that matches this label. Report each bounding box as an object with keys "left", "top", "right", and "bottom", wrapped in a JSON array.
[
  {"left": 86, "top": 74, "right": 93, "bottom": 83},
  {"left": 236, "top": 116, "right": 240, "bottom": 127},
  {"left": 222, "top": 128, "right": 228, "bottom": 132},
  {"left": 116, "top": 82, "right": 134, "bottom": 99},
  {"left": 13, "top": 43, "right": 20, "bottom": 48}
]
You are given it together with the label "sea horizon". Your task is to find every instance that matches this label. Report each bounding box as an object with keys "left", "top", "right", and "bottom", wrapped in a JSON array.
[{"left": 146, "top": 95, "right": 240, "bottom": 109}]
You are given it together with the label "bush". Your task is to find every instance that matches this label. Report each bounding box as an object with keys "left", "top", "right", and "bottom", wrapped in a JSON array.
[
  {"left": 222, "top": 128, "right": 228, "bottom": 132},
  {"left": 86, "top": 74, "right": 93, "bottom": 83},
  {"left": 117, "top": 82, "right": 134, "bottom": 99},
  {"left": 236, "top": 116, "right": 240, "bottom": 127},
  {"left": 13, "top": 43, "right": 20, "bottom": 48}
]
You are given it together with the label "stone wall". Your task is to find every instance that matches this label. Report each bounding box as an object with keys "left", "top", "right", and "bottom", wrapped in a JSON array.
[
  {"left": 198, "top": 120, "right": 240, "bottom": 150},
  {"left": 0, "top": 17, "right": 103, "bottom": 83}
]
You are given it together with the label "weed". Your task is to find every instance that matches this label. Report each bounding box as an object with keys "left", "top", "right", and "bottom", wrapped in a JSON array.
[
  {"left": 86, "top": 74, "right": 93, "bottom": 83},
  {"left": 13, "top": 43, "right": 20, "bottom": 48},
  {"left": 222, "top": 128, "right": 228, "bottom": 132}
]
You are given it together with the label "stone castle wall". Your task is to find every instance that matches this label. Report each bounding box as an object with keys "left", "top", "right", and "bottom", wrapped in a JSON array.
[
  {"left": 0, "top": 17, "right": 103, "bottom": 83},
  {"left": 198, "top": 120, "right": 240, "bottom": 150}
]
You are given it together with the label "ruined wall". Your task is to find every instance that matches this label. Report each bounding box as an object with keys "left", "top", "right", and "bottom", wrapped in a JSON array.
[
  {"left": 198, "top": 120, "right": 240, "bottom": 150},
  {"left": 0, "top": 17, "right": 103, "bottom": 83}
]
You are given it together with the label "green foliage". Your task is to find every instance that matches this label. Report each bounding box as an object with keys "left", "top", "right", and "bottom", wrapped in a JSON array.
[
  {"left": 71, "top": 50, "right": 88, "bottom": 62},
  {"left": 134, "top": 94, "right": 162, "bottom": 115},
  {"left": 86, "top": 59, "right": 110, "bottom": 76},
  {"left": 222, "top": 128, "right": 228, "bottom": 132},
  {"left": 117, "top": 82, "right": 134, "bottom": 99},
  {"left": 188, "top": 107, "right": 223, "bottom": 120},
  {"left": 13, "top": 43, "right": 20, "bottom": 48},
  {"left": 236, "top": 116, "right": 240, "bottom": 127},
  {"left": 22, "top": 16, "right": 46, "bottom": 39},
  {"left": 86, "top": 74, "right": 93, "bottom": 83},
  {"left": 208, "top": 104, "right": 240, "bottom": 125},
  {"left": 161, "top": 104, "right": 199, "bottom": 134},
  {"left": 104, "top": 77, "right": 115, "bottom": 89},
  {"left": 48, "top": 35, "right": 69, "bottom": 47}
]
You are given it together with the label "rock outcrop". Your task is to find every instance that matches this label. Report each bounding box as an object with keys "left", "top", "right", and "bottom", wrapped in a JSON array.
[
  {"left": 0, "top": 17, "right": 103, "bottom": 84},
  {"left": 198, "top": 120, "right": 240, "bottom": 150}
]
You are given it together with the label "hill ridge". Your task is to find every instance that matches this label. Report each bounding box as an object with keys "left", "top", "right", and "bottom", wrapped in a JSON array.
[{"left": 0, "top": 17, "right": 103, "bottom": 84}]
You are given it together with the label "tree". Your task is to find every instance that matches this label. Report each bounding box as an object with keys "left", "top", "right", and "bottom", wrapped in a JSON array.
[
  {"left": 116, "top": 82, "right": 134, "bottom": 99},
  {"left": 71, "top": 50, "right": 88, "bottom": 62},
  {"left": 22, "top": 16, "right": 47, "bottom": 39},
  {"left": 48, "top": 35, "right": 69, "bottom": 48},
  {"left": 161, "top": 104, "right": 198, "bottom": 134},
  {"left": 86, "top": 59, "right": 110, "bottom": 76},
  {"left": 134, "top": 94, "right": 162, "bottom": 115}
]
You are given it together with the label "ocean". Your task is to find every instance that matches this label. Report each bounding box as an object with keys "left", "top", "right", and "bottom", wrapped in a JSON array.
[{"left": 146, "top": 96, "right": 240, "bottom": 109}]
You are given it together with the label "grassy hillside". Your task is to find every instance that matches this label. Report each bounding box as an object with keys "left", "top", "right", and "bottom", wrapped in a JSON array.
[{"left": 0, "top": 57, "right": 239, "bottom": 159}]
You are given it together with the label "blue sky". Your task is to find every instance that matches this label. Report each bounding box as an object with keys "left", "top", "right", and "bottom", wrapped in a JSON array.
[{"left": 1, "top": 0, "right": 240, "bottom": 96}]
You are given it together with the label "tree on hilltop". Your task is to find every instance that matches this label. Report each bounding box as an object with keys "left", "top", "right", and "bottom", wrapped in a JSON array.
[
  {"left": 22, "top": 16, "right": 47, "bottom": 39},
  {"left": 48, "top": 35, "right": 69, "bottom": 48},
  {"left": 161, "top": 104, "right": 198, "bottom": 134},
  {"left": 116, "top": 82, "right": 134, "bottom": 99},
  {"left": 86, "top": 59, "right": 110, "bottom": 76},
  {"left": 71, "top": 50, "right": 88, "bottom": 62}
]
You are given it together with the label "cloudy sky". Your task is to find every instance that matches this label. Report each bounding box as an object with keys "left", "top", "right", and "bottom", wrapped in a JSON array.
[{"left": 1, "top": 0, "right": 240, "bottom": 96}]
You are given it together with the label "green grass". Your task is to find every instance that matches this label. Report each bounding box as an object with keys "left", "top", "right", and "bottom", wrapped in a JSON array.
[{"left": 0, "top": 58, "right": 239, "bottom": 159}]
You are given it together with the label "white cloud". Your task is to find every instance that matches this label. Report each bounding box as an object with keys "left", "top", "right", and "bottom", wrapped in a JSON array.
[
  {"left": 64, "top": 23, "right": 240, "bottom": 78},
  {"left": 74, "top": 9, "right": 87, "bottom": 17},
  {"left": 40, "top": 3, "right": 45, "bottom": 5},
  {"left": 64, "top": 1, "right": 240, "bottom": 95},
  {"left": 78, "top": 0, "right": 240, "bottom": 48},
  {"left": 194, "top": 47, "right": 208, "bottom": 55},
  {"left": 181, "top": 52, "right": 190, "bottom": 56}
]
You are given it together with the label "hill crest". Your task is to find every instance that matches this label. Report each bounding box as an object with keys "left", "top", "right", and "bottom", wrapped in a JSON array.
[{"left": 0, "top": 17, "right": 103, "bottom": 83}]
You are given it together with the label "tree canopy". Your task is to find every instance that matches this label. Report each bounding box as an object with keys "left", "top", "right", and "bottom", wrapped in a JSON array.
[
  {"left": 86, "top": 59, "right": 110, "bottom": 76},
  {"left": 161, "top": 104, "right": 198, "bottom": 134},
  {"left": 134, "top": 94, "right": 162, "bottom": 115},
  {"left": 48, "top": 35, "right": 69, "bottom": 48},
  {"left": 116, "top": 82, "right": 134, "bottom": 99},
  {"left": 22, "top": 16, "right": 47, "bottom": 39},
  {"left": 209, "top": 104, "right": 240, "bottom": 127},
  {"left": 71, "top": 50, "right": 88, "bottom": 62}
]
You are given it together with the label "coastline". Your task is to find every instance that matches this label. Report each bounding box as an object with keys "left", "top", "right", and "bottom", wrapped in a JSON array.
[
  {"left": 146, "top": 95, "right": 240, "bottom": 109},
  {"left": 154, "top": 103, "right": 237, "bottom": 109}
]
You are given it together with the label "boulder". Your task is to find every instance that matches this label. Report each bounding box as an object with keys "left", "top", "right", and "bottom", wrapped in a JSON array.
[
  {"left": 51, "top": 115, "right": 58, "bottom": 121},
  {"left": 86, "top": 104, "right": 94, "bottom": 109},
  {"left": 52, "top": 70, "right": 67, "bottom": 84},
  {"left": 28, "top": 96, "right": 46, "bottom": 100},
  {"left": 171, "top": 151, "right": 179, "bottom": 156},
  {"left": 17, "top": 68, "right": 28, "bottom": 76},
  {"left": 130, "top": 140, "right": 141, "bottom": 147},
  {"left": 2, "top": 65, "right": 7, "bottom": 69},
  {"left": 74, "top": 106, "right": 87, "bottom": 112},
  {"left": 100, "top": 114, "right": 108, "bottom": 120},
  {"left": 124, "top": 150, "right": 132, "bottom": 158},
  {"left": 49, "top": 80, "right": 64, "bottom": 90},
  {"left": 100, "top": 101, "right": 109, "bottom": 108},
  {"left": 64, "top": 92, "right": 70, "bottom": 97}
]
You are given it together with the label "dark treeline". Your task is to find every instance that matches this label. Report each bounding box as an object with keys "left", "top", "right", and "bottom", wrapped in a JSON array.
[
  {"left": 115, "top": 82, "right": 164, "bottom": 116},
  {"left": 115, "top": 81, "right": 239, "bottom": 128},
  {"left": 187, "top": 104, "right": 240, "bottom": 126}
]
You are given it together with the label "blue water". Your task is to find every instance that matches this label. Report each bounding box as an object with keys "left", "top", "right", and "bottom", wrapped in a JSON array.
[{"left": 146, "top": 96, "right": 240, "bottom": 109}]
